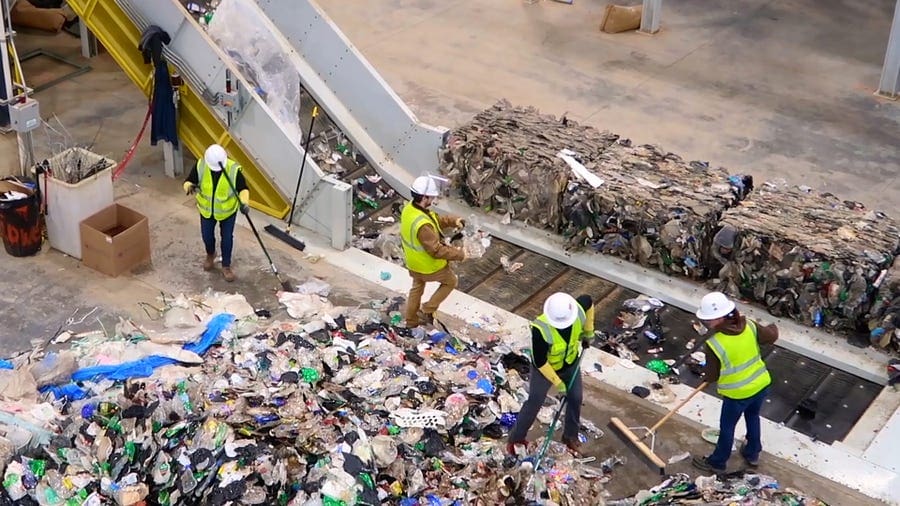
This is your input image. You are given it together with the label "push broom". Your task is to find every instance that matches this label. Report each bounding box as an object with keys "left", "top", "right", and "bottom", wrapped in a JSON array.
[
  {"left": 264, "top": 106, "right": 320, "bottom": 251},
  {"left": 220, "top": 163, "right": 294, "bottom": 292},
  {"left": 609, "top": 330, "right": 716, "bottom": 474},
  {"left": 608, "top": 381, "right": 708, "bottom": 475}
]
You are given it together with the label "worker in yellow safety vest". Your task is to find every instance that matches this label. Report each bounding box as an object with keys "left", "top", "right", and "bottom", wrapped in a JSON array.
[
  {"left": 400, "top": 175, "right": 467, "bottom": 328},
  {"left": 183, "top": 144, "right": 250, "bottom": 282},
  {"left": 692, "top": 291, "right": 779, "bottom": 472},
  {"left": 507, "top": 292, "right": 595, "bottom": 456}
]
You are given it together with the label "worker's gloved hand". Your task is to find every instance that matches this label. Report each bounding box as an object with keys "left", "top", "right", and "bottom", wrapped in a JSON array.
[
  {"left": 555, "top": 381, "right": 567, "bottom": 396},
  {"left": 459, "top": 248, "right": 468, "bottom": 261},
  {"left": 455, "top": 218, "right": 466, "bottom": 228},
  {"left": 240, "top": 203, "right": 250, "bottom": 215},
  {"left": 183, "top": 182, "right": 196, "bottom": 195}
]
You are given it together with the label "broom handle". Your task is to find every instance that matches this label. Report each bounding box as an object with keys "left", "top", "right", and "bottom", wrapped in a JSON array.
[
  {"left": 287, "top": 106, "right": 319, "bottom": 227},
  {"left": 645, "top": 381, "right": 708, "bottom": 435}
]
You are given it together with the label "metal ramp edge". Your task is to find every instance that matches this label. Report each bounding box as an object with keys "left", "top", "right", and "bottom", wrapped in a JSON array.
[
  {"left": 255, "top": 0, "right": 449, "bottom": 199},
  {"left": 67, "top": 0, "right": 354, "bottom": 249}
]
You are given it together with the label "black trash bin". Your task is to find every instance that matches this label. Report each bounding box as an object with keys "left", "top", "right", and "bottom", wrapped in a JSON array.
[{"left": 0, "top": 181, "right": 42, "bottom": 257}]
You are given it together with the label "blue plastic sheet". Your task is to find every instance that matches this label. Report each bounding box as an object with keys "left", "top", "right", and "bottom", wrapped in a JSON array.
[
  {"left": 0, "top": 359, "right": 12, "bottom": 370},
  {"left": 69, "top": 313, "right": 234, "bottom": 383},
  {"left": 40, "top": 383, "right": 89, "bottom": 402}
]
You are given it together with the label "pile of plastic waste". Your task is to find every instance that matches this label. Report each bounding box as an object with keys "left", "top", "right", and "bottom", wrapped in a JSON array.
[
  {"left": 717, "top": 180, "right": 900, "bottom": 333},
  {"left": 611, "top": 472, "right": 827, "bottom": 505},
  {"left": 440, "top": 100, "right": 751, "bottom": 278},
  {"left": 0, "top": 288, "right": 610, "bottom": 505}
]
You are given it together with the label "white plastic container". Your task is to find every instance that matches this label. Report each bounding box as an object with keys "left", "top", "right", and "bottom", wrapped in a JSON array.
[{"left": 44, "top": 148, "right": 115, "bottom": 259}]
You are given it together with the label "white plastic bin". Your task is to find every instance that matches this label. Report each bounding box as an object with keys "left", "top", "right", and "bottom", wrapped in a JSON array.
[{"left": 44, "top": 148, "right": 115, "bottom": 259}]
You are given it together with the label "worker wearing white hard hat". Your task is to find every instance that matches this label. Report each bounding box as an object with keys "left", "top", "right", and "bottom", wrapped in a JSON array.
[
  {"left": 692, "top": 291, "right": 779, "bottom": 473},
  {"left": 183, "top": 144, "right": 251, "bottom": 282},
  {"left": 399, "top": 175, "right": 468, "bottom": 327},
  {"left": 508, "top": 292, "right": 596, "bottom": 456}
]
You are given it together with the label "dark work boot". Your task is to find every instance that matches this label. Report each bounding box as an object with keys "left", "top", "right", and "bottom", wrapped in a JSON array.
[{"left": 203, "top": 254, "right": 215, "bottom": 271}]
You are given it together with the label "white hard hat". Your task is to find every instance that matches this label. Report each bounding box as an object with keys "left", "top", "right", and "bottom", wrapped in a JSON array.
[
  {"left": 204, "top": 144, "right": 228, "bottom": 172},
  {"left": 410, "top": 175, "right": 446, "bottom": 197},
  {"left": 696, "top": 292, "right": 736, "bottom": 320},
  {"left": 543, "top": 292, "right": 579, "bottom": 329}
]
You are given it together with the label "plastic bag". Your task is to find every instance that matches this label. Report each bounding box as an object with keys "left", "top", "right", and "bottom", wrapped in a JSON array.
[
  {"left": 207, "top": 0, "right": 302, "bottom": 144},
  {"left": 295, "top": 278, "right": 332, "bottom": 297}
]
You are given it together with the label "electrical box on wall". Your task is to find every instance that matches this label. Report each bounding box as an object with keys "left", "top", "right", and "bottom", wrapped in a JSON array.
[{"left": 9, "top": 98, "right": 40, "bottom": 133}]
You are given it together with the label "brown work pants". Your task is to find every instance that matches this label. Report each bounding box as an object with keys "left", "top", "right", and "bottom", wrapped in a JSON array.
[{"left": 405, "top": 265, "right": 458, "bottom": 326}]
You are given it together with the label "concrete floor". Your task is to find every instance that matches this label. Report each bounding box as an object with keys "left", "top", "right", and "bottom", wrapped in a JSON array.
[
  {"left": 0, "top": 6, "right": 890, "bottom": 505},
  {"left": 317, "top": 0, "right": 900, "bottom": 212},
  {"left": 575, "top": 380, "right": 882, "bottom": 503},
  {"left": 0, "top": 31, "right": 377, "bottom": 356}
]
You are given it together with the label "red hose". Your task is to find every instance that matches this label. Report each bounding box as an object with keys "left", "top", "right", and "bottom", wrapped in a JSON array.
[{"left": 112, "top": 101, "right": 153, "bottom": 181}]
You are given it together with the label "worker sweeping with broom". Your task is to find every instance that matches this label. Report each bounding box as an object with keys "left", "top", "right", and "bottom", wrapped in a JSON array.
[
  {"left": 692, "top": 292, "right": 778, "bottom": 473},
  {"left": 507, "top": 292, "right": 594, "bottom": 456},
  {"left": 183, "top": 144, "right": 250, "bottom": 282}
]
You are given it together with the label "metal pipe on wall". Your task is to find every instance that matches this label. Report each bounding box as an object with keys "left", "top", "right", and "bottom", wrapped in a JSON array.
[{"left": 0, "top": 0, "right": 34, "bottom": 174}]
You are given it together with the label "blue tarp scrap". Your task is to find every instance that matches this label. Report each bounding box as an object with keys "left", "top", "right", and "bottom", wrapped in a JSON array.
[
  {"left": 40, "top": 383, "right": 89, "bottom": 402},
  {"left": 0, "top": 359, "right": 12, "bottom": 370},
  {"left": 59, "top": 313, "right": 235, "bottom": 387}
]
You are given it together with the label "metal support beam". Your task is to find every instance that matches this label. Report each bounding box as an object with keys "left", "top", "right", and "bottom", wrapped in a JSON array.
[
  {"left": 162, "top": 141, "right": 183, "bottom": 178},
  {"left": 640, "top": 0, "right": 662, "bottom": 34},
  {"left": 878, "top": 0, "right": 900, "bottom": 98},
  {"left": 79, "top": 20, "right": 98, "bottom": 59}
]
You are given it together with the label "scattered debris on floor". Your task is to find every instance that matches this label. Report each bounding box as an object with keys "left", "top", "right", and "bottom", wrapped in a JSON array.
[
  {"left": 610, "top": 472, "right": 827, "bottom": 505},
  {"left": 0, "top": 288, "right": 619, "bottom": 505}
]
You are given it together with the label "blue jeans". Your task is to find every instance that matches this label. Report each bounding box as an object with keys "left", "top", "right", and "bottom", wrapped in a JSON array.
[
  {"left": 708, "top": 386, "right": 769, "bottom": 469},
  {"left": 200, "top": 213, "right": 236, "bottom": 267}
]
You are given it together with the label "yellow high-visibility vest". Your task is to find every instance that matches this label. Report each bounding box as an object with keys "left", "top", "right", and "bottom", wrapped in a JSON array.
[
  {"left": 707, "top": 320, "right": 772, "bottom": 399},
  {"left": 196, "top": 159, "right": 240, "bottom": 221},
  {"left": 400, "top": 202, "right": 447, "bottom": 274},
  {"left": 531, "top": 305, "right": 587, "bottom": 370}
]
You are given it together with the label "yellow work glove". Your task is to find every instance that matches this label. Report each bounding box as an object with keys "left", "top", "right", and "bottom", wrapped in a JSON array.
[
  {"left": 583, "top": 304, "right": 595, "bottom": 336},
  {"left": 537, "top": 363, "right": 564, "bottom": 393},
  {"left": 183, "top": 181, "right": 196, "bottom": 195},
  {"left": 239, "top": 189, "right": 250, "bottom": 215}
]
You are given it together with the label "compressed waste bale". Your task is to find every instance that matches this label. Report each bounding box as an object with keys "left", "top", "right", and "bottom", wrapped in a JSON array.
[
  {"left": 867, "top": 256, "right": 900, "bottom": 352},
  {"left": 441, "top": 100, "right": 618, "bottom": 232},
  {"left": 441, "top": 100, "right": 750, "bottom": 279},
  {"left": 716, "top": 181, "right": 900, "bottom": 333}
]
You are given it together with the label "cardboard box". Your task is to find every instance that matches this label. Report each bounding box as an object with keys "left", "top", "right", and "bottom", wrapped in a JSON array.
[{"left": 80, "top": 203, "right": 151, "bottom": 277}]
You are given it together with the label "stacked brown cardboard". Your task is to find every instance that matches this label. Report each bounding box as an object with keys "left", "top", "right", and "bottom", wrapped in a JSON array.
[{"left": 440, "top": 100, "right": 749, "bottom": 279}]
